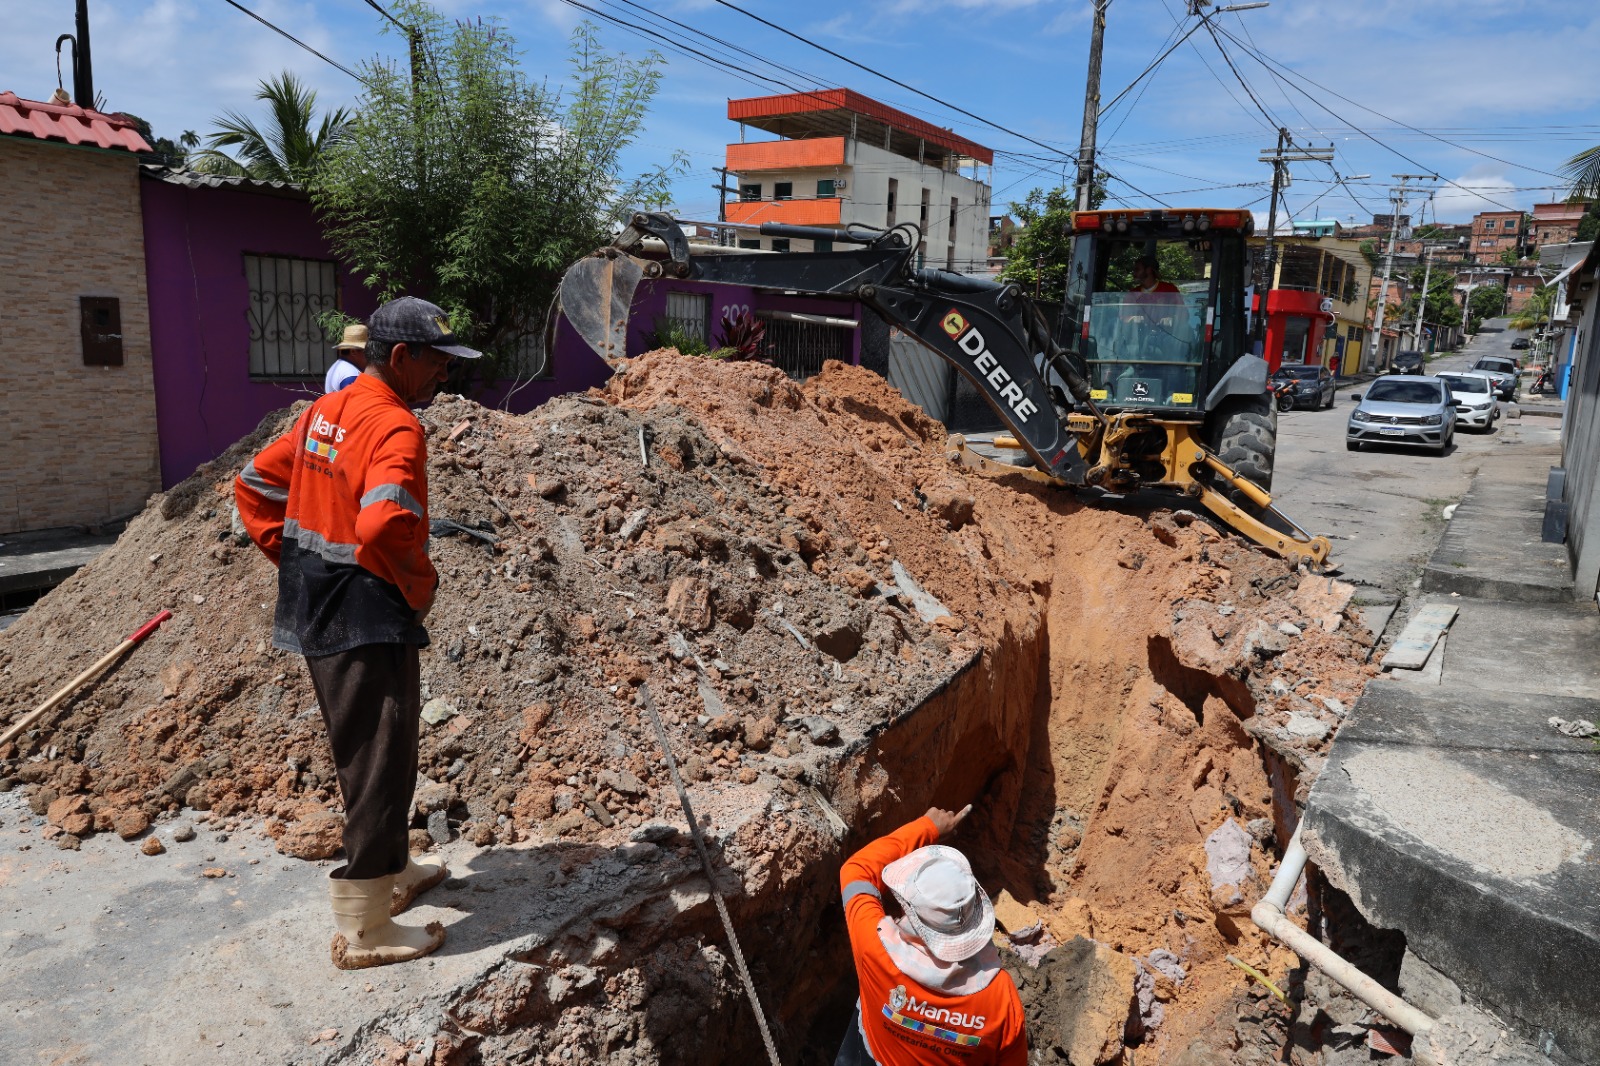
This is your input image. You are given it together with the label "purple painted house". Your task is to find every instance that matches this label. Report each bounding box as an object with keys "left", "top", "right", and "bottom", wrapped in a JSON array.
[{"left": 138, "top": 168, "right": 868, "bottom": 488}]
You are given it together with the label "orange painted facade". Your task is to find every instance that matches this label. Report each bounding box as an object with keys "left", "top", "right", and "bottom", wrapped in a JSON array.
[
  {"left": 728, "top": 89, "right": 993, "bottom": 164},
  {"left": 725, "top": 198, "right": 843, "bottom": 226},
  {"left": 726, "top": 137, "right": 846, "bottom": 172}
]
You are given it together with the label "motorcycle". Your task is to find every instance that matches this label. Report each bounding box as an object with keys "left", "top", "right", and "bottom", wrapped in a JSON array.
[{"left": 1532, "top": 366, "right": 1556, "bottom": 395}]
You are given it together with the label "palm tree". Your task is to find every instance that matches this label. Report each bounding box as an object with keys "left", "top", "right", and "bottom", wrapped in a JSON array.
[
  {"left": 1564, "top": 145, "right": 1600, "bottom": 199},
  {"left": 193, "top": 71, "right": 350, "bottom": 184}
]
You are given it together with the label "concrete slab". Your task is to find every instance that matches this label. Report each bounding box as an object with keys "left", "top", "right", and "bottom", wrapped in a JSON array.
[
  {"left": 0, "top": 527, "right": 118, "bottom": 600},
  {"left": 1303, "top": 680, "right": 1600, "bottom": 1063},
  {"left": 0, "top": 788, "right": 715, "bottom": 1065},
  {"left": 1422, "top": 456, "right": 1573, "bottom": 602},
  {"left": 1440, "top": 598, "right": 1600, "bottom": 700}
]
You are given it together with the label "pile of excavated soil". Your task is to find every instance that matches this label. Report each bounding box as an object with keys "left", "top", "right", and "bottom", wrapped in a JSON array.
[{"left": 0, "top": 352, "right": 1377, "bottom": 1064}]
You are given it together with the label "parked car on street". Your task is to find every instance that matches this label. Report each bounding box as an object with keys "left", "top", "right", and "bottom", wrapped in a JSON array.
[
  {"left": 1269, "top": 363, "right": 1336, "bottom": 410},
  {"left": 1390, "top": 350, "right": 1426, "bottom": 375},
  {"left": 1435, "top": 372, "right": 1499, "bottom": 432},
  {"left": 1471, "top": 356, "right": 1521, "bottom": 400},
  {"left": 1511, "top": 337, "right": 1531, "bottom": 350},
  {"left": 1347, "top": 376, "right": 1457, "bottom": 454}
]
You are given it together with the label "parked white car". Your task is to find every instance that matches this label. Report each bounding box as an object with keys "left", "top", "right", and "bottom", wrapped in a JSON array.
[{"left": 1436, "top": 372, "right": 1499, "bottom": 432}]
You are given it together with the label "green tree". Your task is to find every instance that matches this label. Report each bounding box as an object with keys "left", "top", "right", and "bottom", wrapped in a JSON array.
[
  {"left": 1467, "top": 283, "right": 1506, "bottom": 331},
  {"left": 1565, "top": 145, "right": 1600, "bottom": 199},
  {"left": 998, "top": 187, "right": 1075, "bottom": 303},
  {"left": 115, "top": 113, "right": 188, "bottom": 167},
  {"left": 1401, "top": 262, "right": 1463, "bottom": 334},
  {"left": 193, "top": 71, "right": 350, "bottom": 183},
  {"left": 311, "top": 5, "right": 681, "bottom": 365},
  {"left": 1358, "top": 239, "right": 1380, "bottom": 271},
  {"left": 1509, "top": 285, "right": 1554, "bottom": 331},
  {"left": 1578, "top": 200, "right": 1600, "bottom": 243}
]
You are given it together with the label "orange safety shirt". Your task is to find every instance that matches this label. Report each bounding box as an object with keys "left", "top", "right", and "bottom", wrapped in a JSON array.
[
  {"left": 234, "top": 372, "right": 436, "bottom": 656},
  {"left": 840, "top": 818, "right": 1027, "bottom": 1066}
]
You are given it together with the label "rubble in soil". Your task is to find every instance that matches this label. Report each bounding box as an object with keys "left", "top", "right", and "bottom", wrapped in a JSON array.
[{"left": 0, "top": 351, "right": 1380, "bottom": 1064}]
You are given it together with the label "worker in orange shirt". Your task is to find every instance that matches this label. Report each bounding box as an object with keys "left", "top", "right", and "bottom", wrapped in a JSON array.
[
  {"left": 235, "top": 296, "right": 480, "bottom": 969},
  {"left": 836, "top": 804, "right": 1027, "bottom": 1065}
]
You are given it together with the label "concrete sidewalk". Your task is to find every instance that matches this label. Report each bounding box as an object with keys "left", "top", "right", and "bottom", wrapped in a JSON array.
[{"left": 1303, "top": 434, "right": 1600, "bottom": 1063}]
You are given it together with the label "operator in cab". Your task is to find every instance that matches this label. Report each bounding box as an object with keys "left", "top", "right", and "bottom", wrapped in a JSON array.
[
  {"left": 835, "top": 804, "right": 1026, "bottom": 1066},
  {"left": 1127, "top": 254, "right": 1184, "bottom": 320}
]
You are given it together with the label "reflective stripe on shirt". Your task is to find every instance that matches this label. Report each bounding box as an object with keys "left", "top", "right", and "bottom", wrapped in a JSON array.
[
  {"left": 843, "top": 879, "right": 882, "bottom": 905},
  {"left": 239, "top": 460, "right": 288, "bottom": 503},
  {"left": 283, "top": 518, "right": 358, "bottom": 565},
  {"left": 360, "top": 483, "right": 424, "bottom": 518}
]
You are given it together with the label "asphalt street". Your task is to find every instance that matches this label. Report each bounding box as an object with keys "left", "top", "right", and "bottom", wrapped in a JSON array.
[{"left": 1269, "top": 319, "right": 1545, "bottom": 600}]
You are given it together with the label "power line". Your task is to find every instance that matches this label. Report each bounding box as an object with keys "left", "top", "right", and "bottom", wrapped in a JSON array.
[
  {"left": 707, "top": 0, "right": 1079, "bottom": 165},
  {"left": 219, "top": 0, "right": 366, "bottom": 83},
  {"left": 356, "top": 0, "right": 407, "bottom": 33}
]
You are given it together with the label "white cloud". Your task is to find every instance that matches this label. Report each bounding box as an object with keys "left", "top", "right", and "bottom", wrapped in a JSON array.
[{"left": 1431, "top": 172, "right": 1520, "bottom": 220}]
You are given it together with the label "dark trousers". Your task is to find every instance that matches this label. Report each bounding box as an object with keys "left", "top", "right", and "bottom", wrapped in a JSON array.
[
  {"left": 835, "top": 1004, "right": 875, "bottom": 1066},
  {"left": 305, "top": 642, "right": 421, "bottom": 880}
]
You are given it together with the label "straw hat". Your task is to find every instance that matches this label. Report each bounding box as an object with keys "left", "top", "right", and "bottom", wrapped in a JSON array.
[
  {"left": 335, "top": 323, "right": 369, "bottom": 351},
  {"left": 882, "top": 845, "right": 995, "bottom": 962}
]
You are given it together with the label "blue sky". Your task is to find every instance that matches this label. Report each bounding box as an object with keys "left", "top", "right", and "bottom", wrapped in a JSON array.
[{"left": 7, "top": 0, "right": 1599, "bottom": 228}]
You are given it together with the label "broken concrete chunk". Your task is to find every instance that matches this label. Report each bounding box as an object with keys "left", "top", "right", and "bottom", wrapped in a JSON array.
[
  {"left": 799, "top": 716, "right": 839, "bottom": 744},
  {"left": 597, "top": 768, "right": 646, "bottom": 797},
  {"left": 1204, "top": 819, "right": 1255, "bottom": 906},
  {"left": 630, "top": 822, "right": 677, "bottom": 844},
  {"left": 616, "top": 507, "right": 651, "bottom": 542},
  {"left": 422, "top": 698, "right": 459, "bottom": 726},
  {"left": 890, "top": 560, "right": 952, "bottom": 623},
  {"left": 427, "top": 810, "right": 453, "bottom": 846},
  {"left": 1285, "top": 712, "right": 1330, "bottom": 742}
]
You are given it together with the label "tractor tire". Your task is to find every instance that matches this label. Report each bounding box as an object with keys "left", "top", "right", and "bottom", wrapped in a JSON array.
[{"left": 1208, "top": 394, "right": 1277, "bottom": 495}]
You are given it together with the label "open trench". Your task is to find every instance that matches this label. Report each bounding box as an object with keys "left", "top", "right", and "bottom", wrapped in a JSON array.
[{"left": 0, "top": 353, "right": 1372, "bottom": 1065}]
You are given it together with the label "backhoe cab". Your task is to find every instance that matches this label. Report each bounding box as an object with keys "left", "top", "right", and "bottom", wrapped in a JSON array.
[{"left": 550, "top": 211, "right": 1329, "bottom": 568}]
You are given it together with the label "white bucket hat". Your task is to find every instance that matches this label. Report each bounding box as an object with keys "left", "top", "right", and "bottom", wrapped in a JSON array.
[{"left": 882, "top": 845, "right": 995, "bottom": 963}]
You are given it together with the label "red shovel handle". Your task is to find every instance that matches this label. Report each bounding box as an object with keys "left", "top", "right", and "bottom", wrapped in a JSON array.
[{"left": 125, "top": 609, "right": 173, "bottom": 644}]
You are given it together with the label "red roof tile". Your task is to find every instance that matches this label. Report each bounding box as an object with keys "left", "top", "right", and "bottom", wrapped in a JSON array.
[{"left": 0, "top": 91, "right": 151, "bottom": 154}]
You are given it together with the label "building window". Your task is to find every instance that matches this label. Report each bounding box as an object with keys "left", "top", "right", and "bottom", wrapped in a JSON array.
[
  {"left": 770, "top": 238, "right": 791, "bottom": 253},
  {"left": 665, "top": 290, "right": 710, "bottom": 344},
  {"left": 79, "top": 296, "right": 124, "bottom": 367},
  {"left": 1480, "top": 239, "right": 1494, "bottom": 247},
  {"left": 887, "top": 178, "right": 898, "bottom": 226},
  {"left": 245, "top": 254, "right": 340, "bottom": 379},
  {"left": 774, "top": 182, "right": 793, "bottom": 201},
  {"left": 920, "top": 188, "right": 931, "bottom": 226},
  {"left": 949, "top": 197, "right": 959, "bottom": 230},
  {"left": 1483, "top": 220, "right": 1496, "bottom": 230},
  {"left": 816, "top": 178, "right": 835, "bottom": 198},
  {"left": 740, "top": 183, "right": 761, "bottom": 201},
  {"left": 738, "top": 239, "right": 762, "bottom": 250}
]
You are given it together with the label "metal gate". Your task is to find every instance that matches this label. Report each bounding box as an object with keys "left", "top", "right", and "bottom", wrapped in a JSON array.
[
  {"left": 886, "top": 329, "right": 954, "bottom": 423},
  {"left": 762, "top": 318, "right": 851, "bottom": 379}
]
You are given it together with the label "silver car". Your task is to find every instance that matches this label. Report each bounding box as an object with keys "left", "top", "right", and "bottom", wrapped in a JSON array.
[
  {"left": 1347, "top": 376, "right": 1457, "bottom": 454},
  {"left": 1471, "top": 356, "right": 1520, "bottom": 400},
  {"left": 1435, "top": 372, "right": 1499, "bottom": 432}
]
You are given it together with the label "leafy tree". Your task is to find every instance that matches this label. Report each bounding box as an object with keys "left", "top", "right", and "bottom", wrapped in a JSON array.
[
  {"left": 1401, "top": 262, "right": 1462, "bottom": 333},
  {"left": 998, "top": 187, "right": 1076, "bottom": 304},
  {"left": 193, "top": 71, "right": 349, "bottom": 183},
  {"left": 1467, "top": 283, "right": 1506, "bottom": 331},
  {"left": 1499, "top": 248, "right": 1519, "bottom": 267},
  {"left": 1578, "top": 200, "right": 1600, "bottom": 243},
  {"left": 115, "top": 113, "right": 188, "bottom": 167},
  {"left": 1565, "top": 144, "right": 1600, "bottom": 199},
  {"left": 1509, "top": 285, "right": 1554, "bottom": 331},
  {"left": 1358, "top": 239, "right": 1380, "bottom": 270},
  {"left": 311, "top": 5, "right": 682, "bottom": 366}
]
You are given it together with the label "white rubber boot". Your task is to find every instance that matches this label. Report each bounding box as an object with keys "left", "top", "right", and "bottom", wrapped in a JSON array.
[
  {"left": 390, "top": 855, "right": 449, "bottom": 916},
  {"left": 328, "top": 872, "right": 445, "bottom": 970}
]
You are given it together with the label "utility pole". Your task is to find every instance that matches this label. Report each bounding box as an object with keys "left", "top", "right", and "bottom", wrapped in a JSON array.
[
  {"left": 73, "top": 0, "right": 94, "bottom": 107},
  {"left": 1412, "top": 245, "right": 1435, "bottom": 351},
  {"left": 1074, "top": 0, "right": 1109, "bottom": 211},
  {"left": 712, "top": 168, "right": 741, "bottom": 247},
  {"left": 1368, "top": 173, "right": 1436, "bottom": 372},
  {"left": 1255, "top": 132, "right": 1333, "bottom": 342}
]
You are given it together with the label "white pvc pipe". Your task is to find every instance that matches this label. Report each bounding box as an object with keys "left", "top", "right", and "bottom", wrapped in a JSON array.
[{"left": 1251, "top": 826, "right": 1439, "bottom": 1044}]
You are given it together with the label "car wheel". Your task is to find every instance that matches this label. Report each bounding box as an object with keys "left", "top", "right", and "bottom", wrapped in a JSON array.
[
  {"left": 1325, "top": 388, "right": 1335, "bottom": 409},
  {"left": 1346, "top": 438, "right": 1361, "bottom": 452}
]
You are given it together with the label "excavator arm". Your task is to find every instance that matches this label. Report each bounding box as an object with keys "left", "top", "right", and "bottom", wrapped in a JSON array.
[{"left": 552, "top": 213, "right": 1330, "bottom": 569}]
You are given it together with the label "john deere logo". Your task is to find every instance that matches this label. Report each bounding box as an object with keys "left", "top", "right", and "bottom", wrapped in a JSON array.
[
  {"left": 1132, "top": 381, "right": 1151, "bottom": 399},
  {"left": 941, "top": 311, "right": 967, "bottom": 337}
]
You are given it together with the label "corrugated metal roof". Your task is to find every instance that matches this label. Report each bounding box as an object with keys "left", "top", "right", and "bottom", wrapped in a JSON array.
[
  {"left": 139, "top": 164, "right": 306, "bottom": 198},
  {"left": 0, "top": 91, "right": 151, "bottom": 153}
]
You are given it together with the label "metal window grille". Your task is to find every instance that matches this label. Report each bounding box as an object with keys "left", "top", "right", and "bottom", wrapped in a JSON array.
[
  {"left": 245, "top": 254, "right": 339, "bottom": 379},
  {"left": 505, "top": 332, "right": 551, "bottom": 380},
  {"left": 665, "top": 291, "right": 710, "bottom": 343},
  {"left": 762, "top": 318, "right": 851, "bottom": 380}
]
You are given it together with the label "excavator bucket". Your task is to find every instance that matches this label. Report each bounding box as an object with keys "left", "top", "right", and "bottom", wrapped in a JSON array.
[{"left": 552, "top": 252, "right": 646, "bottom": 365}]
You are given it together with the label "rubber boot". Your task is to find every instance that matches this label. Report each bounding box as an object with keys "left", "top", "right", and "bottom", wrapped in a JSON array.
[
  {"left": 328, "top": 871, "right": 445, "bottom": 970},
  {"left": 390, "top": 855, "right": 449, "bottom": 916}
]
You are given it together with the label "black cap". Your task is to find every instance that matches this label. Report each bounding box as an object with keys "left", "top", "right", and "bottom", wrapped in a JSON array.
[{"left": 368, "top": 296, "right": 482, "bottom": 359}]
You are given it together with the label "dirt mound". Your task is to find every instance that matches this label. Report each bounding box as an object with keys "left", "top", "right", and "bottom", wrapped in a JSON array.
[{"left": 0, "top": 352, "right": 1376, "bottom": 1063}]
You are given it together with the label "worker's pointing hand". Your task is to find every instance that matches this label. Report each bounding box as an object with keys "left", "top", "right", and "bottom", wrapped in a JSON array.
[{"left": 925, "top": 804, "right": 972, "bottom": 839}]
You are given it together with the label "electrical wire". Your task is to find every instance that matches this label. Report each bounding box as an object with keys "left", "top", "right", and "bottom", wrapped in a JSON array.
[
  {"left": 219, "top": 0, "right": 366, "bottom": 83},
  {"left": 357, "top": 0, "right": 407, "bottom": 33}
]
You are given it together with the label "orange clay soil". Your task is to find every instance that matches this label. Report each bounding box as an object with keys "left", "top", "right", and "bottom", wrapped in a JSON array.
[{"left": 0, "top": 352, "right": 1376, "bottom": 1063}]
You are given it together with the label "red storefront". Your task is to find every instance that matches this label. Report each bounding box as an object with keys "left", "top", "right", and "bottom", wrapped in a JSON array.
[{"left": 1259, "top": 288, "right": 1336, "bottom": 373}]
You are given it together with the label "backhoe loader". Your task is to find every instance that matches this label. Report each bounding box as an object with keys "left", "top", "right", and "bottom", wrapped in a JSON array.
[{"left": 550, "top": 210, "right": 1330, "bottom": 568}]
